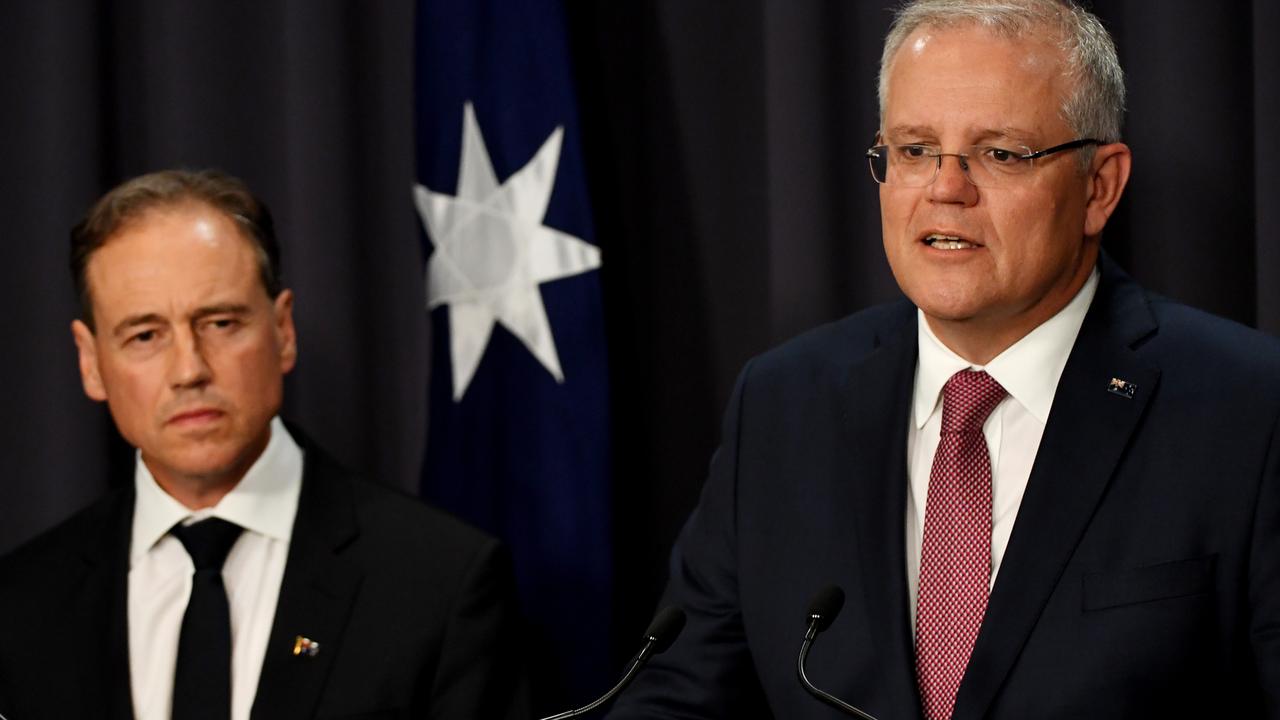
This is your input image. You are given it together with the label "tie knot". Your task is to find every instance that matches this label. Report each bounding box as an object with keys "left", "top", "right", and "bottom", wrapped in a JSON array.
[
  {"left": 170, "top": 518, "right": 243, "bottom": 571},
  {"left": 940, "top": 370, "right": 1007, "bottom": 435}
]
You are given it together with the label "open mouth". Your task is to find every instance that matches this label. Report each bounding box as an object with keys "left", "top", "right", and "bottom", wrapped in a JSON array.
[{"left": 922, "top": 233, "right": 979, "bottom": 250}]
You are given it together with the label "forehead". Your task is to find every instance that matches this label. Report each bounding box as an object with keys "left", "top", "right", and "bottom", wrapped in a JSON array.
[
  {"left": 86, "top": 203, "right": 264, "bottom": 318},
  {"left": 884, "top": 24, "right": 1071, "bottom": 142}
]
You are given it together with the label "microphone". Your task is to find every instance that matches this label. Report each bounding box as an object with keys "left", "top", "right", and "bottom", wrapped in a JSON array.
[
  {"left": 797, "top": 586, "right": 881, "bottom": 720},
  {"left": 539, "top": 606, "right": 687, "bottom": 720}
]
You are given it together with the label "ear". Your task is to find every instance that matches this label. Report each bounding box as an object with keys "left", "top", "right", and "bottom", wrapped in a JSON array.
[
  {"left": 71, "top": 319, "right": 108, "bottom": 401},
  {"left": 273, "top": 289, "right": 298, "bottom": 374},
  {"left": 1083, "top": 142, "right": 1132, "bottom": 237}
]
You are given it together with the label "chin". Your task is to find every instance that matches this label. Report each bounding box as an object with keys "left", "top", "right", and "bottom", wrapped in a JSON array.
[
  {"left": 154, "top": 443, "right": 256, "bottom": 485},
  {"left": 907, "top": 285, "right": 989, "bottom": 322}
]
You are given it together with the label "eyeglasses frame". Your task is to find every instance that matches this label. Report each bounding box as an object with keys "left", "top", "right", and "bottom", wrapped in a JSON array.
[{"left": 864, "top": 137, "right": 1106, "bottom": 186}]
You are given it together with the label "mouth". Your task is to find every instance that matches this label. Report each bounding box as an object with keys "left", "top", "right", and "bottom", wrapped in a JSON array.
[
  {"left": 166, "top": 408, "right": 226, "bottom": 426},
  {"left": 920, "top": 232, "right": 981, "bottom": 250}
]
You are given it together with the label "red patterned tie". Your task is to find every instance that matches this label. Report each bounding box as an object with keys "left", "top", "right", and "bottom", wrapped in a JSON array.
[{"left": 915, "top": 369, "right": 1007, "bottom": 720}]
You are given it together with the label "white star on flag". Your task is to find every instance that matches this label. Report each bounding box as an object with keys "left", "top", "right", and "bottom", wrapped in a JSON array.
[{"left": 413, "top": 102, "right": 602, "bottom": 401}]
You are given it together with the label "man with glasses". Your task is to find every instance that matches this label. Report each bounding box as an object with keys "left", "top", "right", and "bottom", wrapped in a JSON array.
[{"left": 609, "top": 1, "right": 1280, "bottom": 718}]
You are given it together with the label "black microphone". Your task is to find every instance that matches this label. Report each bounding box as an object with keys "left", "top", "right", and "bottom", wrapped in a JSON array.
[
  {"left": 539, "top": 606, "right": 687, "bottom": 720},
  {"left": 797, "top": 586, "right": 881, "bottom": 720}
]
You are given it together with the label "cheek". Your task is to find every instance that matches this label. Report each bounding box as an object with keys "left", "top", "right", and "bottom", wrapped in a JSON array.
[
  {"left": 101, "top": 359, "right": 159, "bottom": 404},
  {"left": 879, "top": 191, "right": 918, "bottom": 265},
  {"left": 218, "top": 337, "right": 284, "bottom": 400},
  {"left": 99, "top": 365, "right": 166, "bottom": 437},
  {"left": 990, "top": 191, "right": 1060, "bottom": 253},
  {"left": 880, "top": 188, "right": 914, "bottom": 230}
]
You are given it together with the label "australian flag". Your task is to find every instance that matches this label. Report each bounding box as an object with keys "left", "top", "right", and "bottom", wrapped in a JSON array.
[{"left": 412, "top": 0, "right": 612, "bottom": 711}]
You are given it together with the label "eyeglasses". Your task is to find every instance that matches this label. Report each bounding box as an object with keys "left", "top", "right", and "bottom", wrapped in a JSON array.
[{"left": 865, "top": 138, "right": 1103, "bottom": 188}]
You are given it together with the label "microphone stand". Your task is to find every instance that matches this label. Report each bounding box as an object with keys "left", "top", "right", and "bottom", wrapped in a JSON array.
[
  {"left": 539, "top": 606, "right": 685, "bottom": 720},
  {"left": 797, "top": 615, "right": 881, "bottom": 720},
  {"left": 539, "top": 641, "right": 658, "bottom": 720}
]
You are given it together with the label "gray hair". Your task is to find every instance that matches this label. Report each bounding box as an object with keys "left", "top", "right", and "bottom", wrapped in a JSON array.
[{"left": 877, "top": 0, "right": 1125, "bottom": 147}]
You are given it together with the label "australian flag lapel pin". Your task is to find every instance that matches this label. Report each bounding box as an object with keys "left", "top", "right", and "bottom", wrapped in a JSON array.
[{"left": 1107, "top": 377, "right": 1137, "bottom": 399}]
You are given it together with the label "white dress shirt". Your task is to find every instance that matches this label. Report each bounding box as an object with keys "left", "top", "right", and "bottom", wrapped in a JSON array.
[
  {"left": 128, "top": 417, "right": 304, "bottom": 720},
  {"left": 905, "top": 268, "right": 1098, "bottom": 630}
]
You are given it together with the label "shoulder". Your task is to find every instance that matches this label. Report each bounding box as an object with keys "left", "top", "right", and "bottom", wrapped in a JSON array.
[
  {"left": 0, "top": 488, "right": 130, "bottom": 635},
  {"left": 1144, "top": 295, "right": 1280, "bottom": 369},
  {"left": 1091, "top": 261, "right": 1280, "bottom": 417},
  {"left": 1149, "top": 300, "right": 1280, "bottom": 426},
  {"left": 1128, "top": 292, "right": 1280, "bottom": 403},
  {"left": 297, "top": 448, "right": 502, "bottom": 574},
  {"left": 347, "top": 475, "right": 498, "bottom": 557},
  {"left": 0, "top": 488, "right": 128, "bottom": 587},
  {"left": 740, "top": 299, "right": 915, "bottom": 387},
  {"left": 1094, "top": 256, "right": 1280, "bottom": 381}
]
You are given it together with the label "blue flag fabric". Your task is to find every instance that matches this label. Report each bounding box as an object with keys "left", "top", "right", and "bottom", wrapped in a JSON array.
[{"left": 413, "top": 0, "right": 613, "bottom": 708}]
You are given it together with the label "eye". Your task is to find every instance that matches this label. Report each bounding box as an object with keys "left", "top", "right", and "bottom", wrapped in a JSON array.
[
  {"left": 896, "top": 144, "right": 935, "bottom": 162},
  {"left": 982, "top": 146, "right": 1022, "bottom": 165},
  {"left": 205, "top": 317, "right": 241, "bottom": 332},
  {"left": 122, "top": 327, "right": 163, "bottom": 350}
]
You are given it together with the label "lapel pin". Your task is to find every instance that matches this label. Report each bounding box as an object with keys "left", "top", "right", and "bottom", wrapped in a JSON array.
[
  {"left": 1107, "top": 377, "right": 1137, "bottom": 399},
  {"left": 293, "top": 635, "right": 321, "bottom": 658}
]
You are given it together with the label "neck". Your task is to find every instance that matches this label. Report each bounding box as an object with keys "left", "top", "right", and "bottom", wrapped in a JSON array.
[
  {"left": 142, "top": 429, "right": 271, "bottom": 510},
  {"left": 149, "top": 470, "right": 242, "bottom": 510},
  {"left": 925, "top": 315, "right": 1036, "bottom": 365}
]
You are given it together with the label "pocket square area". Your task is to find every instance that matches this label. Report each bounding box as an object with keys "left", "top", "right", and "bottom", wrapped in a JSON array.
[{"left": 1082, "top": 554, "right": 1216, "bottom": 611}]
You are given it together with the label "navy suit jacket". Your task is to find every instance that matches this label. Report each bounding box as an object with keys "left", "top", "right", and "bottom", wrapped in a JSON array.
[
  {"left": 610, "top": 257, "right": 1280, "bottom": 719},
  {"left": 0, "top": 436, "right": 528, "bottom": 720}
]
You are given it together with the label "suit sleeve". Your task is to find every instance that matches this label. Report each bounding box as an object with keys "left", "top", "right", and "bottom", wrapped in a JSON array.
[
  {"left": 608, "top": 363, "right": 772, "bottom": 719},
  {"left": 421, "top": 538, "right": 530, "bottom": 720},
  {"left": 1251, "top": 409, "right": 1280, "bottom": 717}
]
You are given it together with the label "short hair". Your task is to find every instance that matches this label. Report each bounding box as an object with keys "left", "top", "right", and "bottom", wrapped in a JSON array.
[
  {"left": 70, "top": 169, "right": 282, "bottom": 329},
  {"left": 878, "top": 0, "right": 1126, "bottom": 150}
]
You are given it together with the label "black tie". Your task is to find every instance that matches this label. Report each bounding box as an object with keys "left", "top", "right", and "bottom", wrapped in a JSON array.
[{"left": 170, "top": 518, "right": 243, "bottom": 720}]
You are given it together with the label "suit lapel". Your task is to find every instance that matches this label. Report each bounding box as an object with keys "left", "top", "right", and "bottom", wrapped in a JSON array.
[
  {"left": 251, "top": 455, "right": 364, "bottom": 720},
  {"left": 953, "top": 262, "right": 1160, "bottom": 720},
  {"left": 836, "top": 306, "right": 926, "bottom": 720},
  {"left": 71, "top": 488, "right": 135, "bottom": 720}
]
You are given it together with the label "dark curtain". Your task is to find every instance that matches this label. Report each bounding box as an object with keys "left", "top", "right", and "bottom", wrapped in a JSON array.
[{"left": 1, "top": 0, "right": 1276, "bottom": 696}]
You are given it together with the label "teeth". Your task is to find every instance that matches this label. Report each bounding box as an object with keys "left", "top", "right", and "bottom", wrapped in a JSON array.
[{"left": 926, "top": 234, "right": 975, "bottom": 250}]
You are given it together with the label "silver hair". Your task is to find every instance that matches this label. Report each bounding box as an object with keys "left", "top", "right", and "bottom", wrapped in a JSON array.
[{"left": 877, "top": 0, "right": 1125, "bottom": 149}]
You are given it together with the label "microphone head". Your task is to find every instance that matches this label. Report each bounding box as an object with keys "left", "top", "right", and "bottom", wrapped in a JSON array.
[
  {"left": 806, "top": 585, "right": 845, "bottom": 633},
  {"left": 643, "top": 606, "right": 687, "bottom": 653}
]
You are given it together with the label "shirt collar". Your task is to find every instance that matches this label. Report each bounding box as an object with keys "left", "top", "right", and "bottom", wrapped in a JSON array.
[
  {"left": 913, "top": 266, "right": 1099, "bottom": 429},
  {"left": 130, "top": 417, "right": 305, "bottom": 566}
]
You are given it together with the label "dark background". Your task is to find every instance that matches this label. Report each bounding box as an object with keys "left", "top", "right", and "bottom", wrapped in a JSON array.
[{"left": 1, "top": 0, "right": 1277, "bottom": 706}]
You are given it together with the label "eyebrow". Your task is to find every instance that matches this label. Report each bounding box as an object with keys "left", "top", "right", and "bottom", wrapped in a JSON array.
[
  {"left": 883, "top": 125, "right": 1040, "bottom": 145},
  {"left": 191, "top": 303, "right": 253, "bottom": 321},
  {"left": 883, "top": 125, "right": 937, "bottom": 141},
  {"left": 110, "top": 303, "right": 253, "bottom": 338},
  {"left": 111, "top": 313, "right": 166, "bottom": 338},
  {"left": 974, "top": 126, "right": 1040, "bottom": 145}
]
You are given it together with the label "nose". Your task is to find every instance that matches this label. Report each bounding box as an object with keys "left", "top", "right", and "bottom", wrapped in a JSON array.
[
  {"left": 928, "top": 154, "right": 978, "bottom": 205},
  {"left": 168, "top": 328, "right": 212, "bottom": 389}
]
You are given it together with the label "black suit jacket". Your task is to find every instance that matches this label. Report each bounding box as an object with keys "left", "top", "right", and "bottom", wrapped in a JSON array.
[
  {"left": 0, "top": 437, "right": 528, "bottom": 720},
  {"left": 609, "top": 257, "right": 1280, "bottom": 719}
]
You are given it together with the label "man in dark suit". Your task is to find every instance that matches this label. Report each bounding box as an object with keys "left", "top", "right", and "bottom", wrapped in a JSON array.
[
  {"left": 0, "top": 169, "right": 528, "bottom": 719},
  {"left": 609, "top": 1, "right": 1280, "bottom": 718}
]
